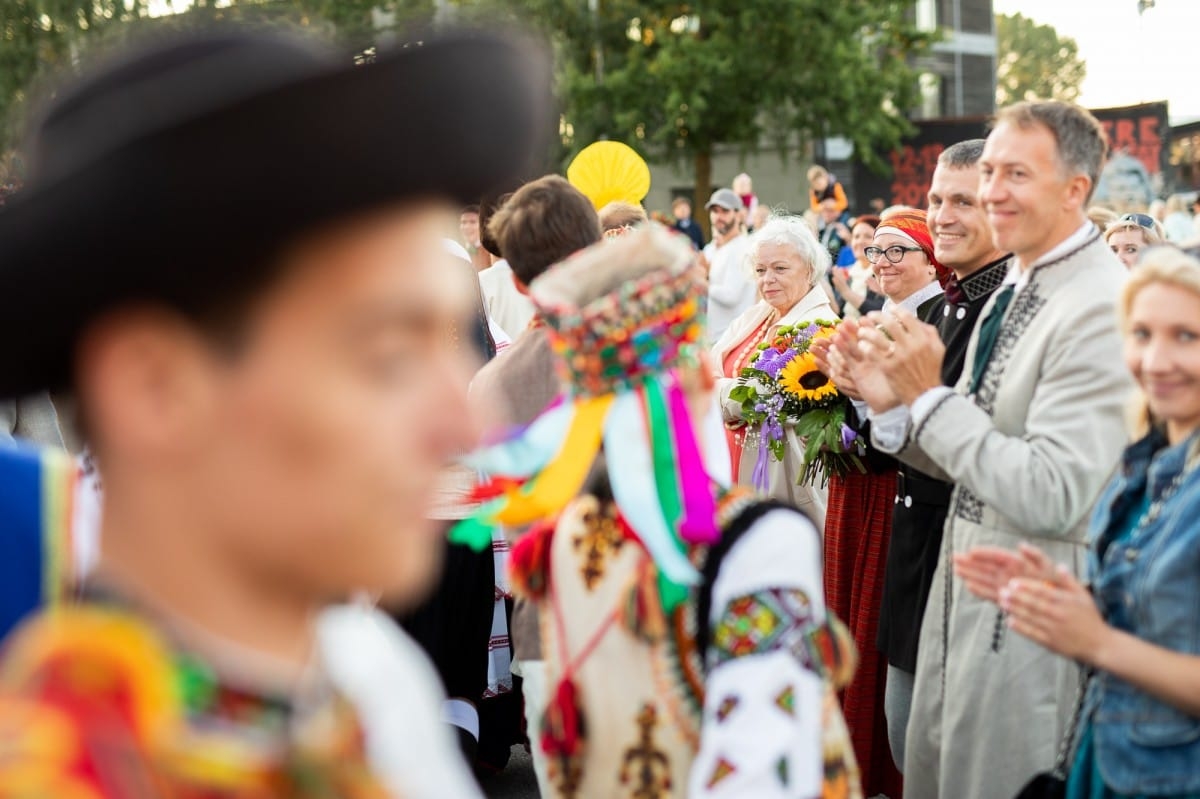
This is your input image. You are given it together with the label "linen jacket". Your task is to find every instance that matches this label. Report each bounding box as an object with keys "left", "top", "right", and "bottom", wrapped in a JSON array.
[
  {"left": 897, "top": 231, "right": 1134, "bottom": 799},
  {"left": 712, "top": 287, "right": 838, "bottom": 528},
  {"left": 1084, "top": 429, "right": 1200, "bottom": 794}
]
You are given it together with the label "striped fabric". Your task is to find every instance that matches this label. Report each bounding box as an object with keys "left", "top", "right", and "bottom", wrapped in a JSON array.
[
  {"left": 0, "top": 444, "right": 77, "bottom": 640},
  {"left": 824, "top": 469, "right": 903, "bottom": 799}
]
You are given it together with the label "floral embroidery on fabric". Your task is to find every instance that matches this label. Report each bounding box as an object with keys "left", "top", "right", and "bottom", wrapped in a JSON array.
[
  {"left": 954, "top": 283, "right": 1046, "bottom": 526},
  {"left": 705, "top": 757, "right": 737, "bottom": 790},
  {"left": 715, "top": 695, "right": 739, "bottom": 722},
  {"left": 973, "top": 284, "right": 1046, "bottom": 416},
  {"left": 619, "top": 703, "right": 673, "bottom": 798},
  {"left": 710, "top": 588, "right": 819, "bottom": 670},
  {"left": 774, "top": 685, "right": 796, "bottom": 717},
  {"left": 572, "top": 503, "right": 628, "bottom": 590},
  {"left": 0, "top": 607, "right": 391, "bottom": 799}
]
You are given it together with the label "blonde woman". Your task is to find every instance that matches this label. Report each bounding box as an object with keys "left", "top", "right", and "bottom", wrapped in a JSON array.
[
  {"left": 956, "top": 247, "right": 1200, "bottom": 797},
  {"left": 1105, "top": 213, "right": 1165, "bottom": 269}
]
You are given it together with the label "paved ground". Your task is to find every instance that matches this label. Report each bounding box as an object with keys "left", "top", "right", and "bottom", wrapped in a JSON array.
[{"left": 480, "top": 746, "right": 539, "bottom": 799}]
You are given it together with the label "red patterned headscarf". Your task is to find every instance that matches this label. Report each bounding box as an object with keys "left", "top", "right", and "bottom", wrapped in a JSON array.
[{"left": 875, "top": 208, "right": 952, "bottom": 289}]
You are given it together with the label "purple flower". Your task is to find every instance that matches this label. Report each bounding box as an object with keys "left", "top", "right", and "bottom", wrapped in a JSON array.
[
  {"left": 840, "top": 423, "right": 859, "bottom": 451},
  {"left": 756, "top": 347, "right": 799, "bottom": 379}
]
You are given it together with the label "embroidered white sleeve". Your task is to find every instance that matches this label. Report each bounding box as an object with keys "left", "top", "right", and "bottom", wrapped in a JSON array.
[
  {"left": 689, "top": 652, "right": 823, "bottom": 798},
  {"left": 707, "top": 509, "right": 824, "bottom": 614},
  {"left": 688, "top": 509, "right": 827, "bottom": 797}
]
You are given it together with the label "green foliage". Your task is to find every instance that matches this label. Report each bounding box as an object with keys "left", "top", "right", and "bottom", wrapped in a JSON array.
[
  {"left": 995, "top": 11, "right": 1086, "bottom": 107},
  {"left": 0, "top": 0, "right": 441, "bottom": 151},
  {"left": 498, "top": 0, "right": 934, "bottom": 176}
]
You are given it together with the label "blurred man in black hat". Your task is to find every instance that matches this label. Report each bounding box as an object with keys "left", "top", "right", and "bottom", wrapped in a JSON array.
[{"left": 0, "top": 25, "right": 550, "bottom": 799}]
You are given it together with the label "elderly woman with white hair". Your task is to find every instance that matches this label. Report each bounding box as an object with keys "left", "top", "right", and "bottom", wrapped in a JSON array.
[{"left": 712, "top": 214, "right": 836, "bottom": 527}]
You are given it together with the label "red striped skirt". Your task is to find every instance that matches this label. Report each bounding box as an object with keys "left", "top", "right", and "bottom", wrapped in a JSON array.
[{"left": 824, "top": 469, "right": 903, "bottom": 799}]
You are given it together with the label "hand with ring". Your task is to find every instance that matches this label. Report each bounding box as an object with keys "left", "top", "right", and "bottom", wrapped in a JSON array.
[{"left": 855, "top": 307, "right": 946, "bottom": 406}]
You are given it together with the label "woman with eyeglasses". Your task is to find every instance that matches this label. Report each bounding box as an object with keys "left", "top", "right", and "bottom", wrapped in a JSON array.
[
  {"left": 817, "top": 208, "right": 948, "bottom": 797},
  {"left": 954, "top": 247, "right": 1200, "bottom": 798},
  {"left": 1105, "top": 213, "right": 1165, "bottom": 269}
]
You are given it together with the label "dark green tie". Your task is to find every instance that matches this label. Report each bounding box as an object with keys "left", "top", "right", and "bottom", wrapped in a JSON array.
[{"left": 968, "top": 284, "right": 1015, "bottom": 395}]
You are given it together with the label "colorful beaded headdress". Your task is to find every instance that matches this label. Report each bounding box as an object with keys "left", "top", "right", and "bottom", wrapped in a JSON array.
[
  {"left": 451, "top": 225, "right": 722, "bottom": 610},
  {"left": 538, "top": 249, "right": 704, "bottom": 397}
]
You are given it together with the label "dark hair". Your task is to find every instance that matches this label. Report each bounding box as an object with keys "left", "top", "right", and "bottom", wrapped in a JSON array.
[
  {"left": 478, "top": 192, "right": 512, "bottom": 258},
  {"left": 853, "top": 214, "right": 881, "bottom": 231},
  {"left": 460, "top": 204, "right": 480, "bottom": 216},
  {"left": 938, "top": 139, "right": 986, "bottom": 168},
  {"left": 487, "top": 175, "right": 602, "bottom": 285}
]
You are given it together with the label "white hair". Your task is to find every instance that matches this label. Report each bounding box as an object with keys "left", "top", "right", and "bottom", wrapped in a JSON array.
[{"left": 743, "top": 214, "right": 830, "bottom": 286}]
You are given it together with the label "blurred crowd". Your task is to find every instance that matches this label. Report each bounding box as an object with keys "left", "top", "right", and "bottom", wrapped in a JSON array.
[{"left": 0, "top": 22, "right": 1199, "bottom": 799}]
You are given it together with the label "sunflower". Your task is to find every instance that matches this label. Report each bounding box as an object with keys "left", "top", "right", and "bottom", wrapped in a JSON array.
[{"left": 778, "top": 352, "right": 838, "bottom": 402}]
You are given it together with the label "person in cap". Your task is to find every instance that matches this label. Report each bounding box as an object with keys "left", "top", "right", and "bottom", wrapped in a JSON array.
[
  {"left": 0, "top": 24, "right": 550, "bottom": 798},
  {"left": 458, "top": 225, "right": 862, "bottom": 799},
  {"left": 702, "top": 187, "right": 754, "bottom": 343},
  {"left": 830, "top": 100, "right": 1132, "bottom": 799}
]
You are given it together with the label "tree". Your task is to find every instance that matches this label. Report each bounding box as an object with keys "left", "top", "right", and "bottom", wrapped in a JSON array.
[
  {"left": 499, "top": 0, "right": 933, "bottom": 222},
  {"left": 0, "top": 0, "right": 438, "bottom": 151},
  {"left": 995, "top": 12, "right": 1086, "bottom": 107}
]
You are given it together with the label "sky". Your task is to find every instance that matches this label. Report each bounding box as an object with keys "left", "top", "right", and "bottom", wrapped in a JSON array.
[{"left": 992, "top": 0, "right": 1199, "bottom": 122}]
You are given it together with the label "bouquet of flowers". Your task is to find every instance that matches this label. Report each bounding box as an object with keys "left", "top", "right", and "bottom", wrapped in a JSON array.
[{"left": 727, "top": 319, "right": 865, "bottom": 488}]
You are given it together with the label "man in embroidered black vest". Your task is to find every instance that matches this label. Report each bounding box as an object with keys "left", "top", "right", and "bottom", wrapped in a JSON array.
[
  {"left": 830, "top": 101, "right": 1133, "bottom": 799},
  {"left": 870, "top": 138, "right": 1012, "bottom": 771}
]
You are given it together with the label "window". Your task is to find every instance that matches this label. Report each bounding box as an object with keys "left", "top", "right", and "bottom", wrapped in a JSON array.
[{"left": 915, "top": 0, "right": 937, "bottom": 32}]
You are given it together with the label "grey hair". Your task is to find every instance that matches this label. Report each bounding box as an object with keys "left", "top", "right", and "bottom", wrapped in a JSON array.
[
  {"left": 743, "top": 214, "right": 830, "bottom": 286},
  {"left": 938, "top": 138, "right": 986, "bottom": 168},
  {"left": 993, "top": 100, "right": 1108, "bottom": 202}
]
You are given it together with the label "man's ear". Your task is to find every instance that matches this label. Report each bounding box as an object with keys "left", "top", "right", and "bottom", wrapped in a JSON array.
[{"left": 75, "top": 308, "right": 220, "bottom": 458}]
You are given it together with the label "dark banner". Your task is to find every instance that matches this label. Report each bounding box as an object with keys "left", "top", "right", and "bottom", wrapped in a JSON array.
[
  {"left": 852, "top": 118, "right": 988, "bottom": 212},
  {"left": 851, "top": 102, "right": 1170, "bottom": 214},
  {"left": 1091, "top": 101, "right": 1168, "bottom": 212}
]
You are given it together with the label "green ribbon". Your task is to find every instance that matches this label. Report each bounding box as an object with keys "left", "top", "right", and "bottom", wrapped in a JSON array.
[
  {"left": 448, "top": 499, "right": 504, "bottom": 552},
  {"left": 642, "top": 379, "right": 691, "bottom": 614}
]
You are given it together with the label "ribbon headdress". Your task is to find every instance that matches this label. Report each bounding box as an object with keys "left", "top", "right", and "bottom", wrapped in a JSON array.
[{"left": 451, "top": 225, "right": 718, "bottom": 611}]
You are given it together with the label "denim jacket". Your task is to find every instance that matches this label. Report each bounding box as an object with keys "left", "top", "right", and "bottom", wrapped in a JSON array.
[{"left": 1084, "top": 427, "right": 1200, "bottom": 794}]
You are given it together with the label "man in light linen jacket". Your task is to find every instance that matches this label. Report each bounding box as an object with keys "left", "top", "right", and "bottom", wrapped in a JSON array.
[{"left": 832, "top": 100, "right": 1133, "bottom": 799}]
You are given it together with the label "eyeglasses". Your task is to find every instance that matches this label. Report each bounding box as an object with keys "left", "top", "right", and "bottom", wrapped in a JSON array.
[
  {"left": 1119, "top": 213, "right": 1156, "bottom": 230},
  {"left": 864, "top": 245, "right": 923, "bottom": 264}
]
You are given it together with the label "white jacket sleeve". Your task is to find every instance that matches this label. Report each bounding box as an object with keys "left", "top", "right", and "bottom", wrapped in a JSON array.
[{"left": 688, "top": 510, "right": 827, "bottom": 798}]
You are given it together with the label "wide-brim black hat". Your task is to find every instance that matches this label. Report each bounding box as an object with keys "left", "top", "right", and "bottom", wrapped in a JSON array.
[{"left": 0, "top": 26, "right": 554, "bottom": 398}]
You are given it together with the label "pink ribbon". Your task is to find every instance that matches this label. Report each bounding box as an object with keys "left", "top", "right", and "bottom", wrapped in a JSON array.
[{"left": 666, "top": 381, "right": 719, "bottom": 545}]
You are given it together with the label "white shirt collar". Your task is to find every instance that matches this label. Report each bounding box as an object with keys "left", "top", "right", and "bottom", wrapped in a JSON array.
[
  {"left": 883, "top": 279, "right": 944, "bottom": 314},
  {"left": 1004, "top": 220, "right": 1096, "bottom": 290}
]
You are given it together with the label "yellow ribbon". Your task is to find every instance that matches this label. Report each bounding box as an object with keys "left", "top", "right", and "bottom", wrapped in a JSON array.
[{"left": 494, "top": 395, "right": 613, "bottom": 525}]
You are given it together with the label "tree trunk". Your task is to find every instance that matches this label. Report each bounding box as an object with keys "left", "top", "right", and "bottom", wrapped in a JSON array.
[{"left": 694, "top": 148, "right": 712, "bottom": 243}]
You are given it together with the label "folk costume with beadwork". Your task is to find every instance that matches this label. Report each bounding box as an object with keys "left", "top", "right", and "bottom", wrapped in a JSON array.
[{"left": 453, "top": 227, "right": 863, "bottom": 799}]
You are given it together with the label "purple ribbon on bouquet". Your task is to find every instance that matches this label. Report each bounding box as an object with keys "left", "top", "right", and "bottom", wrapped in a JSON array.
[{"left": 751, "top": 420, "right": 771, "bottom": 492}]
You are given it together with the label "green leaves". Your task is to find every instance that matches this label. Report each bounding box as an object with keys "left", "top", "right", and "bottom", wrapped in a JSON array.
[
  {"left": 995, "top": 12, "right": 1086, "bottom": 106},
  {"left": 500, "top": 0, "right": 932, "bottom": 177}
]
